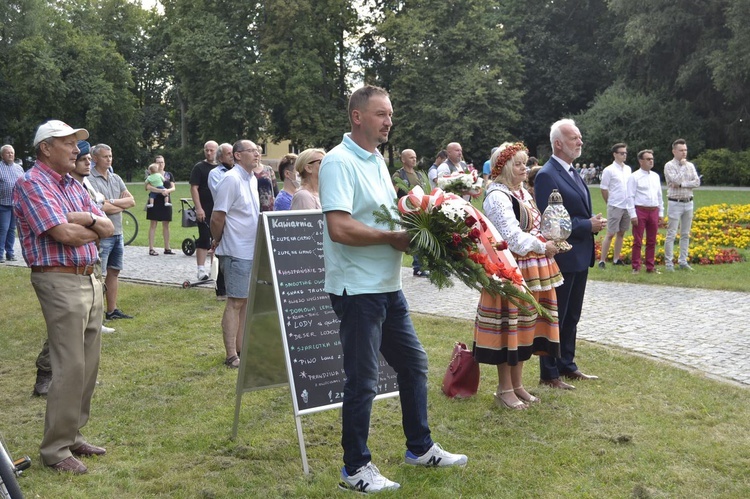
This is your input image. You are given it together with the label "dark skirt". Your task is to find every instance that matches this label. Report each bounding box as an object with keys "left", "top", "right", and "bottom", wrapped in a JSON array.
[{"left": 146, "top": 181, "right": 173, "bottom": 222}]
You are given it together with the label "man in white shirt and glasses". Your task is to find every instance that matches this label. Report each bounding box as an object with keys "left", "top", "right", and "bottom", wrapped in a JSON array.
[
  {"left": 210, "top": 140, "right": 260, "bottom": 369},
  {"left": 627, "top": 150, "right": 664, "bottom": 274},
  {"left": 598, "top": 143, "right": 632, "bottom": 268}
]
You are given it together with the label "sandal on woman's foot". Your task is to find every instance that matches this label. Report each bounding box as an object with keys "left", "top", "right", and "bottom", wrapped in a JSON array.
[
  {"left": 164, "top": 249, "right": 175, "bottom": 255},
  {"left": 514, "top": 385, "right": 540, "bottom": 404},
  {"left": 224, "top": 355, "right": 240, "bottom": 368},
  {"left": 494, "top": 389, "right": 528, "bottom": 410},
  {"left": 149, "top": 249, "right": 159, "bottom": 256}
]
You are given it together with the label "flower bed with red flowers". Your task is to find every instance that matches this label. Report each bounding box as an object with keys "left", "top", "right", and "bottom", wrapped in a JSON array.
[{"left": 597, "top": 203, "right": 749, "bottom": 265}]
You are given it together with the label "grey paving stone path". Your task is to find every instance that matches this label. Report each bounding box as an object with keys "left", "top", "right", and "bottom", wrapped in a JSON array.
[
  {"left": 6, "top": 241, "right": 749, "bottom": 387},
  {"left": 402, "top": 270, "right": 750, "bottom": 387}
]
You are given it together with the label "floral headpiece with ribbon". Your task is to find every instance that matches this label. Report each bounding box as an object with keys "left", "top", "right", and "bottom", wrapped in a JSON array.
[{"left": 491, "top": 142, "right": 528, "bottom": 179}]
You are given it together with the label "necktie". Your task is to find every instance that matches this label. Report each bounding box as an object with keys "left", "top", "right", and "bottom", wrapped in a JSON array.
[{"left": 569, "top": 168, "right": 587, "bottom": 196}]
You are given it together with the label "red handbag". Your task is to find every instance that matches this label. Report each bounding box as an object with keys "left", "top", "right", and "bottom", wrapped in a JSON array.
[{"left": 441, "top": 342, "right": 480, "bottom": 398}]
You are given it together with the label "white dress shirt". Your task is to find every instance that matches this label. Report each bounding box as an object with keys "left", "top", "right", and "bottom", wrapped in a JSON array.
[
  {"left": 600, "top": 162, "right": 632, "bottom": 209},
  {"left": 627, "top": 168, "right": 664, "bottom": 218},
  {"left": 213, "top": 165, "right": 260, "bottom": 259}
]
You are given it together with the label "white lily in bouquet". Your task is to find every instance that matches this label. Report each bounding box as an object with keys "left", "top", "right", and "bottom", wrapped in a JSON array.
[{"left": 374, "top": 185, "right": 549, "bottom": 317}]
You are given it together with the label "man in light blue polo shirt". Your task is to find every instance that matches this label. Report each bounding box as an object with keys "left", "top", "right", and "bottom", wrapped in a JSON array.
[{"left": 320, "top": 85, "right": 467, "bottom": 494}]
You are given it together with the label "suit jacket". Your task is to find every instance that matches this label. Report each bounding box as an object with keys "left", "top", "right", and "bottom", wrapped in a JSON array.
[{"left": 535, "top": 156, "right": 596, "bottom": 272}]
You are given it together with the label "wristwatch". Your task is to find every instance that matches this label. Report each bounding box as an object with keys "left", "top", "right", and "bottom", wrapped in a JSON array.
[{"left": 86, "top": 213, "right": 97, "bottom": 228}]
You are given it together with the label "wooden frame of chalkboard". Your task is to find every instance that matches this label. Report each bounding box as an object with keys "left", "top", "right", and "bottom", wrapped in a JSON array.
[{"left": 232, "top": 210, "right": 399, "bottom": 474}]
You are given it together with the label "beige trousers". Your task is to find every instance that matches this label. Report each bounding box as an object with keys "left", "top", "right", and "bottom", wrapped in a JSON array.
[{"left": 31, "top": 271, "right": 103, "bottom": 465}]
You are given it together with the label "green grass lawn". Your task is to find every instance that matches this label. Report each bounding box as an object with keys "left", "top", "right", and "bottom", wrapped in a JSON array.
[
  {"left": 587, "top": 185, "right": 749, "bottom": 216},
  {"left": 1, "top": 266, "right": 749, "bottom": 498}
]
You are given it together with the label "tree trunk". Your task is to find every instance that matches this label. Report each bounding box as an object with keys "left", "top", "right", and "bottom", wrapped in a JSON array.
[{"left": 178, "top": 87, "right": 188, "bottom": 149}]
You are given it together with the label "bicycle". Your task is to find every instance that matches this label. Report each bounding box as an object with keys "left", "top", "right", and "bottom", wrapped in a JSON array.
[
  {"left": 121, "top": 209, "right": 138, "bottom": 246},
  {"left": 0, "top": 436, "right": 30, "bottom": 499}
]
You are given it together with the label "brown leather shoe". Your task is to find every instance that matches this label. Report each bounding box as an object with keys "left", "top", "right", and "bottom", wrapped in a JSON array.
[
  {"left": 539, "top": 378, "right": 575, "bottom": 390},
  {"left": 71, "top": 443, "right": 107, "bottom": 457},
  {"left": 48, "top": 456, "right": 88, "bottom": 474},
  {"left": 562, "top": 370, "right": 600, "bottom": 381}
]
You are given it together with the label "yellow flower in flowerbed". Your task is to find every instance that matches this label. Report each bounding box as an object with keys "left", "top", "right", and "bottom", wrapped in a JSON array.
[{"left": 597, "top": 203, "right": 750, "bottom": 265}]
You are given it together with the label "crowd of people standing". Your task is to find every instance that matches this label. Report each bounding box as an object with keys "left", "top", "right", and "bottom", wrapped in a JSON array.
[{"left": 3, "top": 80, "right": 702, "bottom": 493}]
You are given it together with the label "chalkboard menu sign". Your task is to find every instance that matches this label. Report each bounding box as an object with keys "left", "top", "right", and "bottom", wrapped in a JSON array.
[{"left": 235, "top": 210, "right": 399, "bottom": 421}]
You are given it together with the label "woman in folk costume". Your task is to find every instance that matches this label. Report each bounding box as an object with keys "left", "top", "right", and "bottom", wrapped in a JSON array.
[{"left": 474, "top": 142, "right": 563, "bottom": 409}]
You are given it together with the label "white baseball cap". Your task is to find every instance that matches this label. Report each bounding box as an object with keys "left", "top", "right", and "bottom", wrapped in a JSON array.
[{"left": 33, "top": 120, "right": 89, "bottom": 147}]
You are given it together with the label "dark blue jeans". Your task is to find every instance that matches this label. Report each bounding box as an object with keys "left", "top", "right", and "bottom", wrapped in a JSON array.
[
  {"left": 330, "top": 290, "right": 433, "bottom": 473},
  {"left": 0, "top": 204, "right": 16, "bottom": 259},
  {"left": 412, "top": 253, "right": 422, "bottom": 272}
]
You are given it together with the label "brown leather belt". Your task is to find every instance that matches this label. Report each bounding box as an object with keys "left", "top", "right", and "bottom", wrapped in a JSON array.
[
  {"left": 635, "top": 206, "right": 659, "bottom": 211},
  {"left": 668, "top": 197, "right": 693, "bottom": 203},
  {"left": 31, "top": 265, "right": 95, "bottom": 275}
]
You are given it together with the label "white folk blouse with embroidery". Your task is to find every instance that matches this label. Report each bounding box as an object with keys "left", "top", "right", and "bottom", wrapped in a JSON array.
[{"left": 483, "top": 183, "right": 546, "bottom": 257}]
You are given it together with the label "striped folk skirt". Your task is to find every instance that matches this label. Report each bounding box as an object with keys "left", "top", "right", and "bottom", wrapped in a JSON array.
[{"left": 473, "top": 252, "right": 562, "bottom": 366}]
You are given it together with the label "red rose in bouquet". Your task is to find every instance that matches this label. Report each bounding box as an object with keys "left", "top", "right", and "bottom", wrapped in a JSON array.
[{"left": 372, "top": 185, "right": 546, "bottom": 315}]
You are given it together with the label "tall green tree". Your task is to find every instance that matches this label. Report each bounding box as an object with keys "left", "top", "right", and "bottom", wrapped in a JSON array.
[
  {"left": 133, "top": 9, "right": 174, "bottom": 158},
  {"left": 365, "top": 0, "right": 525, "bottom": 165},
  {"left": 575, "top": 82, "right": 704, "bottom": 168},
  {"left": 0, "top": 0, "right": 59, "bottom": 151},
  {"left": 55, "top": 26, "right": 140, "bottom": 170},
  {"left": 84, "top": 0, "right": 171, "bottom": 163},
  {"left": 258, "top": 0, "right": 358, "bottom": 150},
  {"left": 706, "top": 0, "right": 750, "bottom": 149},
  {"left": 4, "top": 0, "right": 750, "bottom": 169},
  {"left": 164, "top": 0, "right": 264, "bottom": 146},
  {"left": 1, "top": 0, "right": 139, "bottom": 166},
  {"left": 498, "top": 0, "right": 616, "bottom": 156},
  {"left": 607, "top": 0, "right": 741, "bottom": 150}
]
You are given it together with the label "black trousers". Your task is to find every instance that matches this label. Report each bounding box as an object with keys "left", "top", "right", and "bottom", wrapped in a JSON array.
[{"left": 539, "top": 268, "right": 588, "bottom": 380}]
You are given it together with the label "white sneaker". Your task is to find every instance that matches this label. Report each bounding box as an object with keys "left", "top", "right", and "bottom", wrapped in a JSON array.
[
  {"left": 404, "top": 443, "right": 467, "bottom": 467},
  {"left": 197, "top": 269, "right": 209, "bottom": 281},
  {"left": 101, "top": 325, "right": 116, "bottom": 334},
  {"left": 338, "top": 462, "right": 400, "bottom": 493}
]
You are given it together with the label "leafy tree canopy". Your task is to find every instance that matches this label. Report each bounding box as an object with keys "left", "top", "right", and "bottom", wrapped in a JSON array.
[{"left": 1, "top": 0, "right": 749, "bottom": 174}]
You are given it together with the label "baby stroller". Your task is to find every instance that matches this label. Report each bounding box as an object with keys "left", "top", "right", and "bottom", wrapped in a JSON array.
[
  {"left": 179, "top": 197, "right": 217, "bottom": 289},
  {"left": 179, "top": 197, "right": 203, "bottom": 256}
]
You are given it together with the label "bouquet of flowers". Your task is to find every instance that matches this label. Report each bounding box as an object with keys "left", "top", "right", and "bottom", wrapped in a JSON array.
[
  {"left": 375, "top": 185, "right": 547, "bottom": 316},
  {"left": 436, "top": 170, "right": 484, "bottom": 198}
]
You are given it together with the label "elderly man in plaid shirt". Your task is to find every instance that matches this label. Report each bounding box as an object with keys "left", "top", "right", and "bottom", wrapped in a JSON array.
[{"left": 14, "top": 120, "right": 114, "bottom": 475}]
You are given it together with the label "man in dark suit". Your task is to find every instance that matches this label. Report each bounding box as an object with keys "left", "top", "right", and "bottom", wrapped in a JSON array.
[{"left": 534, "top": 119, "right": 606, "bottom": 390}]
